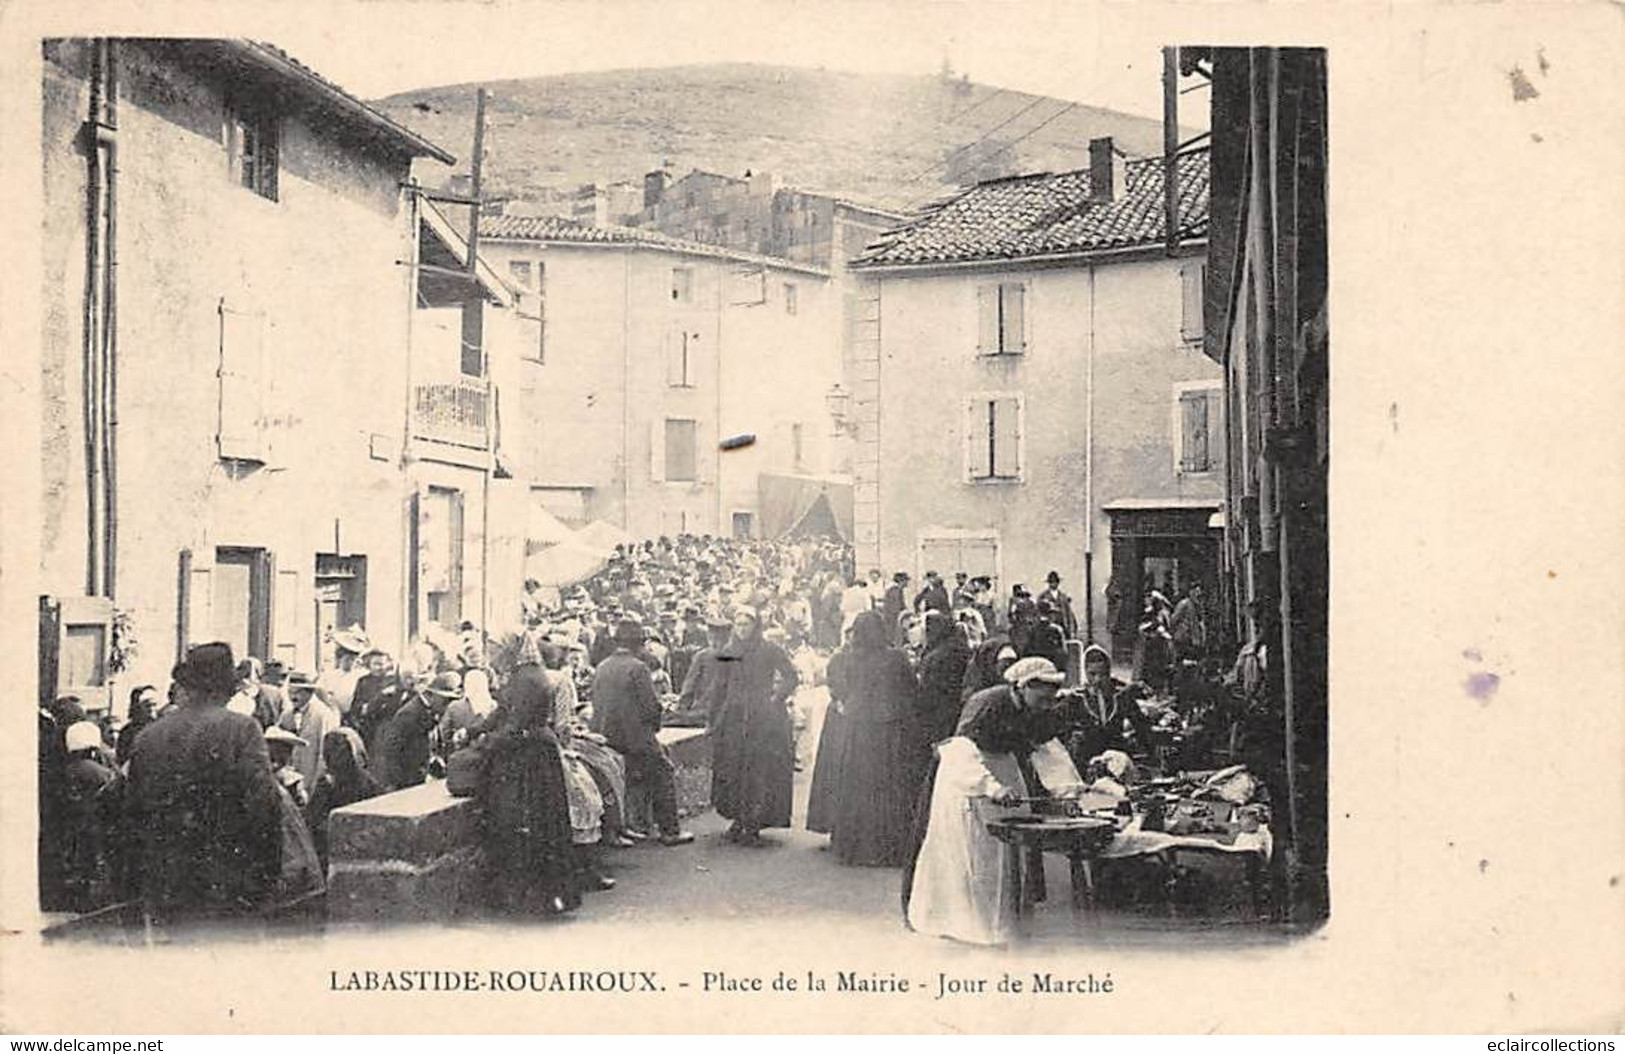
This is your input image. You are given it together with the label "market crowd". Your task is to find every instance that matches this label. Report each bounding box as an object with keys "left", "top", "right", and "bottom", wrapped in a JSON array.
[{"left": 38, "top": 527, "right": 1262, "bottom": 941}]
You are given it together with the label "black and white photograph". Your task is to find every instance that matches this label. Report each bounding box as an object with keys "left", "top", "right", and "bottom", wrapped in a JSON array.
[{"left": 1, "top": 0, "right": 1619, "bottom": 1038}]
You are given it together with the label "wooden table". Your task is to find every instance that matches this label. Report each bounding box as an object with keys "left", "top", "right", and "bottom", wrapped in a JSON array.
[{"left": 985, "top": 815, "right": 1119, "bottom": 922}]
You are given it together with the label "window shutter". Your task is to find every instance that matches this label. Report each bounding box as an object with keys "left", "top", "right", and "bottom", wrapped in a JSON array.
[
  {"left": 218, "top": 304, "right": 266, "bottom": 461},
  {"left": 275, "top": 561, "right": 301, "bottom": 669},
  {"left": 976, "top": 285, "right": 998, "bottom": 355},
  {"left": 1180, "top": 391, "right": 1209, "bottom": 471},
  {"left": 993, "top": 396, "right": 1021, "bottom": 478},
  {"left": 966, "top": 399, "right": 992, "bottom": 480},
  {"left": 1000, "top": 283, "right": 1026, "bottom": 354},
  {"left": 665, "top": 328, "right": 682, "bottom": 386},
  {"left": 179, "top": 548, "right": 214, "bottom": 651},
  {"left": 650, "top": 418, "right": 666, "bottom": 482},
  {"left": 261, "top": 117, "right": 280, "bottom": 201},
  {"left": 1181, "top": 262, "right": 1205, "bottom": 343}
]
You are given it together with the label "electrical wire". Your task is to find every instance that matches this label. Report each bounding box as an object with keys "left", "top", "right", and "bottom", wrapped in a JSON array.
[{"left": 901, "top": 94, "right": 1055, "bottom": 185}]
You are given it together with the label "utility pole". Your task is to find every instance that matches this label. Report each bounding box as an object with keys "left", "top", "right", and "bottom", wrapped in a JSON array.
[{"left": 462, "top": 87, "right": 493, "bottom": 639}]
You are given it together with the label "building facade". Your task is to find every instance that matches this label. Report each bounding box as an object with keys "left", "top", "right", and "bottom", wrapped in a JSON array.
[
  {"left": 850, "top": 142, "right": 1217, "bottom": 658},
  {"left": 474, "top": 216, "right": 841, "bottom": 544},
  {"left": 39, "top": 38, "right": 458, "bottom": 713}
]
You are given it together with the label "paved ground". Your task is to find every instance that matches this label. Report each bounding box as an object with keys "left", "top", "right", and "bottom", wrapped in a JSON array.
[{"left": 550, "top": 687, "right": 1286, "bottom": 950}]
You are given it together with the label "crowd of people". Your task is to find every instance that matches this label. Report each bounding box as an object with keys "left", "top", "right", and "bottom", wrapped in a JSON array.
[{"left": 38, "top": 526, "right": 1258, "bottom": 942}]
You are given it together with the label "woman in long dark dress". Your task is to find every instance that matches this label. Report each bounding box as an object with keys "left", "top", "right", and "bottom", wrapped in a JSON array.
[
  {"left": 476, "top": 660, "right": 580, "bottom": 916},
  {"left": 830, "top": 612, "right": 919, "bottom": 867},
  {"left": 711, "top": 607, "right": 801, "bottom": 846},
  {"left": 306, "top": 728, "right": 386, "bottom": 873},
  {"left": 916, "top": 610, "right": 972, "bottom": 745},
  {"left": 804, "top": 625, "right": 853, "bottom": 838}
]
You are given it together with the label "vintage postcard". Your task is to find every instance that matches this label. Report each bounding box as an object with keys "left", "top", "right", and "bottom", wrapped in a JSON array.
[{"left": 0, "top": 0, "right": 1620, "bottom": 1036}]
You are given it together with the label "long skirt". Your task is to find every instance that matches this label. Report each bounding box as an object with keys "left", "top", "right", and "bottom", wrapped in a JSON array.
[
  {"left": 904, "top": 739, "right": 1027, "bottom": 945},
  {"left": 831, "top": 718, "right": 914, "bottom": 867},
  {"left": 804, "top": 701, "right": 848, "bottom": 835}
]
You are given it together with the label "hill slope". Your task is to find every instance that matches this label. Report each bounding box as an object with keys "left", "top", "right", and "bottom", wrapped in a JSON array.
[{"left": 373, "top": 63, "right": 1171, "bottom": 213}]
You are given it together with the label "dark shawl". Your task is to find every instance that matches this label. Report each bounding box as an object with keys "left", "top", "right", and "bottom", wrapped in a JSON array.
[
  {"left": 710, "top": 621, "right": 800, "bottom": 830},
  {"left": 477, "top": 663, "right": 579, "bottom": 914}
]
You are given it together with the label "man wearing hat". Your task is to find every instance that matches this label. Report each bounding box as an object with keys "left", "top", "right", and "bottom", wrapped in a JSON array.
[
  {"left": 590, "top": 619, "right": 694, "bottom": 846},
  {"left": 903, "top": 655, "right": 1086, "bottom": 946},
  {"left": 913, "top": 570, "right": 951, "bottom": 620},
  {"left": 375, "top": 671, "right": 461, "bottom": 791},
  {"left": 881, "top": 572, "right": 910, "bottom": 644},
  {"left": 125, "top": 642, "right": 284, "bottom": 921},
  {"left": 280, "top": 672, "right": 341, "bottom": 787},
  {"left": 1039, "top": 571, "right": 1079, "bottom": 641}
]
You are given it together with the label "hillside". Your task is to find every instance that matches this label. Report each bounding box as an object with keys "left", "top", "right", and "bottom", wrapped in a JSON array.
[{"left": 372, "top": 63, "right": 1173, "bottom": 214}]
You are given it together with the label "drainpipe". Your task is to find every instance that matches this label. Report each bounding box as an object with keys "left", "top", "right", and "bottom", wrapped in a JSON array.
[
  {"left": 100, "top": 40, "right": 119, "bottom": 602},
  {"left": 402, "top": 178, "right": 421, "bottom": 653},
  {"left": 81, "top": 40, "right": 104, "bottom": 597},
  {"left": 1083, "top": 264, "right": 1096, "bottom": 645}
]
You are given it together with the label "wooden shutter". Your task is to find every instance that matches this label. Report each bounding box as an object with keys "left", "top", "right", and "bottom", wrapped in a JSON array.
[
  {"left": 650, "top": 418, "right": 666, "bottom": 482},
  {"left": 1181, "top": 262, "right": 1205, "bottom": 343},
  {"left": 1180, "top": 391, "right": 1210, "bottom": 471},
  {"left": 961, "top": 537, "right": 999, "bottom": 582},
  {"left": 665, "top": 328, "right": 683, "bottom": 386},
  {"left": 965, "top": 400, "right": 990, "bottom": 479},
  {"left": 976, "top": 285, "right": 998, "bottom": 355},
  {"left": 1000, "top": 283, "right": 1026, "bottom": 354},
  {"left": 992, "top": 396, "right": 1021, "bottom": 478},
  {"left": 218, "top": 304, "right": 266, "bottom": 461},
  {"left": 260, "top": 115, "right": 280, "bottom": 201},
  {"left": 178, "top": 547, "right": 214, "bottom": 652},
  {"left": 274, "top": 560, "right": 302, "bottom": 669}
]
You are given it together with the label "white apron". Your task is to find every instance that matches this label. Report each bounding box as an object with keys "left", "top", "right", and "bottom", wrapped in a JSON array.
[{"left": 907, "top": 737, "right": 1083, "bottom": 946}]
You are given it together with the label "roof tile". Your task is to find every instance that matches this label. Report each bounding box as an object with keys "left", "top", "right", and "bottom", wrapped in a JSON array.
[{"left": 853, "top": 150, "right": 1209, "bottom": 268}]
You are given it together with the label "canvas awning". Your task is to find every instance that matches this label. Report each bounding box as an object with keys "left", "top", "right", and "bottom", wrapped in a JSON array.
[
  {"left": 524, "top": 505, "right": 609, "bottom": 586},
  {"left": 757, "top": 473, "right": 854, "bottom": 542}
]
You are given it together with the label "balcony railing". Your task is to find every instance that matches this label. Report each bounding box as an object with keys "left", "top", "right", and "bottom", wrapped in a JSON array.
[{"left": 412, "top": 377, "right": 489, "bottom": 449}]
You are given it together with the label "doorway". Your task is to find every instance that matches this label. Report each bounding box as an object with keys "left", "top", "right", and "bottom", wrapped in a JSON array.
[{"left": 314, "top": 553, "right": 368, "bottom": 670}]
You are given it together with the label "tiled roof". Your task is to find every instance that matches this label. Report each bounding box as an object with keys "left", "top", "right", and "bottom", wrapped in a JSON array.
[
  {"left": 852, "top": 150, "right": 1209, "bottom": 269},
  {"left": 233, "top": 41, "right": 457, "bottom": 164},
  {"left": 478, "top": 214, "right": 831, "bottom": 276}
]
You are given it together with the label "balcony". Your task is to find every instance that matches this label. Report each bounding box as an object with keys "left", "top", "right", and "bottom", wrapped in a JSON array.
[{"left": 412, "top": 377, "right": 489, "bottom": 449}]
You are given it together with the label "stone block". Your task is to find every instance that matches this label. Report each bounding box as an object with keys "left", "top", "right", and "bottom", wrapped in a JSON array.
[
  {"left": 327, "top": 780, "right": 479, "bottom": 867},
  {"left": 326, "top": 846, "right": 482, "bottom": 924}
]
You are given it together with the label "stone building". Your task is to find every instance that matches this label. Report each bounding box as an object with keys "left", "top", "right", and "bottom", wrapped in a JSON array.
[
  {"left": 37, "top": 38, "right": 483, "bottom": 711},
  {"left": 475, "top": 215, "right": 844, "bottom": 543},
  {"left": 849, "top": 139, "right": 1218, "bottom": 658}
]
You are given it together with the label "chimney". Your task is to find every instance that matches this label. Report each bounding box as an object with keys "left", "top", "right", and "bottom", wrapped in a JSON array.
[
  {"left": 644, "top": 168, "right": 672, "bottom": 209},
  {"left": 1089, "top": 137, "right": 1126, "bottom": 203},
  {"left": 748, "top": 169, "right": 777, "bottom": 199}
]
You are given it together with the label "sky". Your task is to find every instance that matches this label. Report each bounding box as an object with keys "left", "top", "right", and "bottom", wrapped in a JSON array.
[{"left": 134, "top": 0, "right": 1201, "bottom": 123}]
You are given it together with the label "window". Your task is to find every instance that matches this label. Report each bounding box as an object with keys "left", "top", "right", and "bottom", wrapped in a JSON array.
[
  {"left": 652, "top": 418, "right": 699, "bottom": 483},
  {"left": 518, "top": 263, "right": 547, "bottom": 363},
  {"left": 732, "top": 511, "right": 755, "bottom": 539},
  {"left": 1181, "top": 261, "right": 1206, "bottom": 344},
  {"left": 729, "top": 267, "right": 766, "bottom": 306},
  {"left": 228, "top": 105, "right": 279, "bottom": 201},
  {"left": 671, "top": 267, "right": 693, "bottom": 303},
  {"left": 508, "top": 260, "right": 533, "bottom": 289},
  {"left": 218, "top": 303, "right": 268, "bottom": 462},
  {"left": 976, "top": 282, "right": 1027, "bottom": 355},
  {"left": 1174, "top": 384, "right": 1222, "bottom": 474},
  {"left": 666, "top": 327, "right": 696, "bottom": 387},
  {"left": 784, "top": 282, "right": 799, "bottom": 315},
  {"left": 665, "top": 419, "right": 698, "bottom": 481},
  {"left": 965, "top": 394, "right": 1023, "bottom": 482}
]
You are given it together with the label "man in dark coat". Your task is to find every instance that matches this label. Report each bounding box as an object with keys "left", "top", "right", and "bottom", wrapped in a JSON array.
[
  {"left": 1039, "top": 570, "right": 1079, "bottom": 641},
  {"left": 881, "top": 572, "right": 909, "bottom": 643},
  {"left": 590, "top": 620, "right": 694, "bottom": 846},
  {"left": 1027, "top": 599, "right": 1070, "bottom": 671},
  {"left": 913, "top": 570, "right": 951, "bottom": 619},
  {"left": 374, "top": 673, "right": 457, "bottom": 790},
  {"left": 711, "top": 608, "right": 801, "bottom": 846},
  {"left": 349, "top": 649, "right": 405, "bottom": 759},
  {"left": 125, "top": 643, "right": 284, "bottom": 922},
  {"left": 916, "top": 610, "right": 972, "bottom": 746}
]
